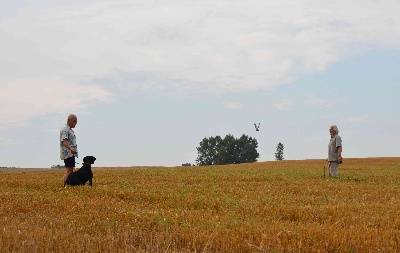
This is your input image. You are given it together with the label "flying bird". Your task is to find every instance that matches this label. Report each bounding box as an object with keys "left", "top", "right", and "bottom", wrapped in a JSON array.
[{"left": 254, "top": 123, "right": 260, "bottom": 131}]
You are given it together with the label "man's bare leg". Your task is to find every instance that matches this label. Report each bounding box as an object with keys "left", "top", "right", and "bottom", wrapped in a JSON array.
[{"left": 64, "top": 167, "right": 73, "bottom": 184}]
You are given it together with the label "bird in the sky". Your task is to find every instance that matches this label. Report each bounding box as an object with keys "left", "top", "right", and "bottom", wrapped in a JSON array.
[{"left": 254, "top": 123, "right": 260, "bottom": 131}]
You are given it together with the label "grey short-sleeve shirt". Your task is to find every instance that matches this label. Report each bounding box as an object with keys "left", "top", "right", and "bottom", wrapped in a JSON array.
[
  {"left": 328, "top": 134, "right": 342, "bottom": 162},
  {"left": 60, "top": 124, "right": 78, "bottom": 160}
]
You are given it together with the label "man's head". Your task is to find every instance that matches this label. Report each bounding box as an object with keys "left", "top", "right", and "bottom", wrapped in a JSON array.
[
  {"left": 83, "top": 156, "right": 96, "bottom": 164},
  {"left": 329, "top": 125, "right": 339, "bottom": 135},
  {"left": 67, "top": 114, "right": 77, "bottom": 128}
]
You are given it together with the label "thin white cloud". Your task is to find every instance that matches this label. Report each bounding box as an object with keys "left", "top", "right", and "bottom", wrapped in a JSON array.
[
  {"left": 306, "top": 136, "right": 326, "bottom": 142},
  {"left": 273, "top": 98, "right": 293, "bottom": 111},
  {"left": 0, "top": 0, "right": 399, "bottom": 95},
  {"left": 347, "top": 115, "right": 371, "bottom": 123},
  {"left": 303, "top": 93, "right": 330, "bottom": 107},
  {"left": 0, "top": 0, "right": 399, "bottom": 129},
  {"left": 0, "top": 79, "right": 113, "bottom": 128},
  {"left": 0, "top": 137, "right": 25, "bottom": 146},
  {"left": 390, "top": 135, "right": 400, "bottom": 141},
  {"left": 223, "top": 101, "right": 243, "bottom": 110}
]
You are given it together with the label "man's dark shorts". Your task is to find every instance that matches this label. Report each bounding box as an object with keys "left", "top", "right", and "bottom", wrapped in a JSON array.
[{"left": 64, "top": 156, "right": 76, "bottom": 168}]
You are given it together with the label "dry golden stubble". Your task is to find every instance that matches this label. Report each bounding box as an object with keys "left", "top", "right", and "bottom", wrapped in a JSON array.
[{"left": 1, "top": 158, "right": 400, "bottom": 252}]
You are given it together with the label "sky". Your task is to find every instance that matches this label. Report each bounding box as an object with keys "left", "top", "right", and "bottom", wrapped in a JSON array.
[{"left": 1, "top": 0, "right": 399, "bottom": 168}]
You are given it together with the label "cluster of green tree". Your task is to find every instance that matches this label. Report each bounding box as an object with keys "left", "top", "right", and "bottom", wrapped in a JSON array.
[
  {"left": 196, "top": 134, "right": 259, "bottom": 166},
  {"left": 275, "top": 142, "right": 284, "bottom": 161},
  {"left": 51, "top": 164, "right": 65, "bottom": 169},
  {"left": 182, "top": 163, "right": 194, "bottom": 166}
]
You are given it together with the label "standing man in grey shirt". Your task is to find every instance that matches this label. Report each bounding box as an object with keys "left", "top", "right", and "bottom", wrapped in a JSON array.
[
  {"left": 60, "top": 114, "right": 78, "bottom": 185},
  {"left": 328, "top": 125, "right": 342, "bottom": 177}
]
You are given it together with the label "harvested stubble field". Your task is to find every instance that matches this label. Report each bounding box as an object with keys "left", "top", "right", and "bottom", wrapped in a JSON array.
[{"left": 1, "top": 158, "right": 400, "bottom": 252}]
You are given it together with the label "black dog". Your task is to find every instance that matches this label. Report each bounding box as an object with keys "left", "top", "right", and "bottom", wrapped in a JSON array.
[{"left": 64, "top": 156, "right": 96, "bottom": 187}]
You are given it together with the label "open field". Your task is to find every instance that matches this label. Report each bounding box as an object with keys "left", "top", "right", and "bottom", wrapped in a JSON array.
[{"left": 1, "top": 158, "right": 400, "bottom": 252}]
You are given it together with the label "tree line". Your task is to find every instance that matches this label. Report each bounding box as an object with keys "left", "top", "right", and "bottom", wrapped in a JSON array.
[
  {"left": 196, "top": 134, "right": 260, "bottom": 165},
  {"left": 195, "top": 134, "right": 284, "bottom": 166}
]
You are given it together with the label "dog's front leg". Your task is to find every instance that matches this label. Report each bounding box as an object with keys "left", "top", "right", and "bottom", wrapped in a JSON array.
[{"left": 89, "top": 178, "right": 92, "bottom": 186}]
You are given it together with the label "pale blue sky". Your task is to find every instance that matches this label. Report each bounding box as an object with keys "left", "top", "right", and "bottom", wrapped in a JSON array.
[{"left": 1, "top": 0, "right": 399, "bottom": 167}]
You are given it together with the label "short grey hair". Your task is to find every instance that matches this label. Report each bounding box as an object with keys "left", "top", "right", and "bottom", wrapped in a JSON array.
[{"left": 330, "top": 125, "right": 339, "bottom": 134}]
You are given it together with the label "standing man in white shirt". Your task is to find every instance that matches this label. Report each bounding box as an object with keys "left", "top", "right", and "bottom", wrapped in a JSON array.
[
  {"left": 328, "top": 125, "right": 342, "bottom": 177},
  {"left": 60, "top": 114, "right": 78, "bottom": 185}
]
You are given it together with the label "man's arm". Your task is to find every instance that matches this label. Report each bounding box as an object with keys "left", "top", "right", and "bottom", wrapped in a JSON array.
[
  {"left": 337, "top": 146, "right": 342, "bottom": 157},
  {"left": 62, "top": 139, "right": 76, "bottom": 154}
]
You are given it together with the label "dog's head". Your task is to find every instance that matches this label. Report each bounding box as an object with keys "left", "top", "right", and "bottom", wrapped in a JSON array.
[{"left": 83, "top": 156, "right": 96, "bottom": 164}]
